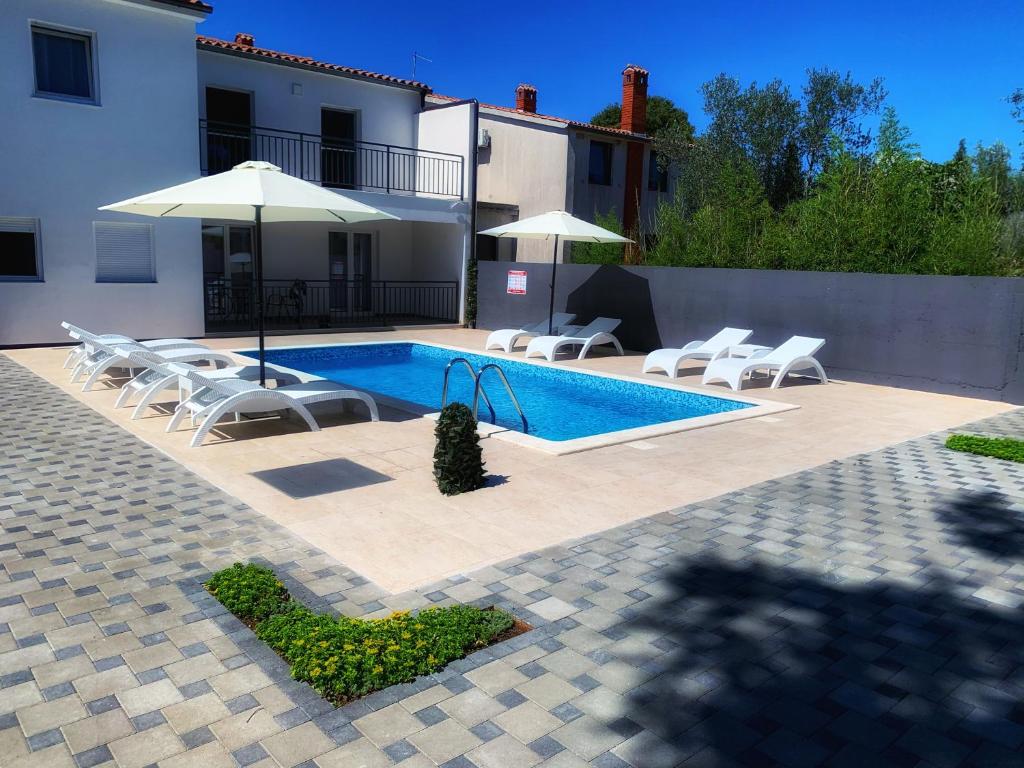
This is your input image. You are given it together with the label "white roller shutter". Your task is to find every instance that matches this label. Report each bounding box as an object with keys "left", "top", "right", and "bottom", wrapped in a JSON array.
[{"left": 94, "top": 221, "right": 154, "bottom": 283}]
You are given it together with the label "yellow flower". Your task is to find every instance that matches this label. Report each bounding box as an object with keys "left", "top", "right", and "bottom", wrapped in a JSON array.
[
  {"left": 311, "top": 667, "right": 321, "bottom": 678},
  {"left": 373, "top": 665, "right": 383, "bottom": 674}
]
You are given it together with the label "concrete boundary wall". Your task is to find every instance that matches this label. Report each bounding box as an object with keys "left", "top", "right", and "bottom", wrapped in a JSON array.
[{"left": 477, "top": 261, "right": 1024, "bottom": 403}]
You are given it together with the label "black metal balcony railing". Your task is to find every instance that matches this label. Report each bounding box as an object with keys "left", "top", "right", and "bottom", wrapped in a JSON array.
[
  {"left": 203, "top": 276, "right": 460, "bottom": 331},
  {"left": 199, "top": 120, "right": 464, "bottom": 199}
]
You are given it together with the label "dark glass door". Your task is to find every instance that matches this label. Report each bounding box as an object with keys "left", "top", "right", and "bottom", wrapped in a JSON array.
[
  {"left": 321, "top": 109, "right": 356, "bottom": 188},
  {"left": 329, "top": 232, "right": 348, "bottom": 313},
  {"left": 352, "top": 233, "right": 373, "bottom": 310},
  {"left": 206, "top": 88, "right": 252, "bottom": 173}
]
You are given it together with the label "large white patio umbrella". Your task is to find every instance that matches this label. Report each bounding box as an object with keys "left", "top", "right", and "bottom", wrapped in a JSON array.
[
  {"left": 478, "top": 211, "right": 631, "bottom": 334},
  {"left": 100, "top": 161, "right": 397, "bottom": 383}
]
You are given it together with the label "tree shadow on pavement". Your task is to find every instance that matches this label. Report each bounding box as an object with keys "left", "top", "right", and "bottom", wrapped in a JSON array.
[
  {"left": 935, "top": 489, "right": 1024, "bottom": 561},
  {"left": 619, "top": 557, "right": 1024, "bottom": 767}
]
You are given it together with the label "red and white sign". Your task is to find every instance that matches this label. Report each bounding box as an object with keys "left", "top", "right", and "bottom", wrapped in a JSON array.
[{"left": 506, "top": 269, "right": 527, "bottom": 295}]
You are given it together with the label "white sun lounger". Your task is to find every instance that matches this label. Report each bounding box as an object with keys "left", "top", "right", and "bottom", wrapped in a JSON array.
[
  {"left": 643, "top": 327, "right": 754, "bottom": 378},
  {"left": 73, "top": 338, "right": 235, "bottom": 392},
  {"left": 702, "top": 336, "right": 828, "bottom": 390},
  {"left": 115, "top": 349, "right": 302, "bottom": 420},
  {"left": 524, "top": 317, "right": 624, "bottom": 361},
  {"left": 61, "top": 321, "right": 203, "bottom": 373},
  {"left": 484, "top": 313, "right": 577, "bottom": 353},
  {"left": 168, "top": 369, "right": 380, "bottom": 447}
]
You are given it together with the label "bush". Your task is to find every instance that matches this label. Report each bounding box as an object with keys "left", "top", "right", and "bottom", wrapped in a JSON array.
[
  {"left": 205, "top": 563, "right": 287, "bottom": 623},
  {"left": 205, "top": 563, "right": 515, "bottom": 704},
  {"left": 571, "top": 208, "right": 628, "bottom": 264},
  {"left": 257, "top": 603, "right": 513, "bottom": 701},
  {"left": 433, "top": 402, "right": 486, "bottom": 495},
  {"left": 945, "top": 434, "right": 1024, "bottom": 463}
]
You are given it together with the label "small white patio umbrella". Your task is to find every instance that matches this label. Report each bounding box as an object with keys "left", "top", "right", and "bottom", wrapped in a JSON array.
[
  {"left": 478, "top": 211, "right": 631, "bottom": 334},
  {"left": 100, "top": 161, "right": 397, "bottom": 383}
]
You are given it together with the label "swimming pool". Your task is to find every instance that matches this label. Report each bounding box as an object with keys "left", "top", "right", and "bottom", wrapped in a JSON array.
[{"left": 250, "top": 342, "right": 758, "bottom": 444}]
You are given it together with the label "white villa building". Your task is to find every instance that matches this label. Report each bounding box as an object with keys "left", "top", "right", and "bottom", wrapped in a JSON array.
[{"left": 1, "top": 0, "right": 474, "bottom": 345}]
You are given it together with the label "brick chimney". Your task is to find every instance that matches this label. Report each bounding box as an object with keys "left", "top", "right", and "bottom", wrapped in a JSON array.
[
  {"left": 620, "top": 64, "right": 649, "bottom": 134},
  {"left": 515, "top": 84, "right": 537, "bottom": 114},
  {"left": 234, "top": 32, "right": 255, "bottom": 47}
]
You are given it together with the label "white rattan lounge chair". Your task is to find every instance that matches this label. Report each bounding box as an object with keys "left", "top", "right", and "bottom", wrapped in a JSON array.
[
  {"left": 74, "top": 339, "right": 235, "bottom": 392},
  {"left": 643, "top": 327, "right": 754, "bottom": 378},
  {"left": 115, "top": 350, "right": 302, "bottom": 420},
  {"left": 524, "top": 317, "right": 624, "bottom": 361},
  {"left": 702, "top": 336, "right": 828, "bottom": 390},
  {"left": 61, "top": 321, "right": 203, "bottom": 373},
  {"left": 168, "top": 369, "right": 380, "bottom": 447},
  {"left": 484, "top": 313, "right": 577, "bottom": 353}
]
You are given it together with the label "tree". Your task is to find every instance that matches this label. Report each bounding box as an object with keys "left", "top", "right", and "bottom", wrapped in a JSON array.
[
  {"left": 768, "top": 140, "right": 804, "bottom": 210},
  {"left": 876, "top": 106, "right": 917, "bottom": 160},
  {"left": 590, "top": 95, "right": 694, "bottom": 140},
  {"left": 953, "top": 138, "right": 969, "bottom": 165},
  {"left": 800, "top": 68, "right": 887, "bottom": 180},
  {"left": 672, "top": 74, "right": 801, "bottom": 204},
  {"left": 1009, "top": 88, "right": 1024, "bottom": 162},
  {"left": 974, "top": 141, "right": 1014, "bottom": 213}
]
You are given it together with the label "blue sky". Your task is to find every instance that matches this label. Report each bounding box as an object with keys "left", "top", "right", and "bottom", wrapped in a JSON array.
[{"left": 200, "top": 0, "right": 1023, "bottom": 164}]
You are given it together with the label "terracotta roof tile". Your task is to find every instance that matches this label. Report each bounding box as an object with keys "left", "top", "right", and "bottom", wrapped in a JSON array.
[
  {"left": 154, "top": 0, "right": 213, "bottom": 12},
  {"left": 196, "top": 35, "right": 430, "bottom": 91},
  {"left": 430, "top": 94, "right": 645, "bottom": 139}
]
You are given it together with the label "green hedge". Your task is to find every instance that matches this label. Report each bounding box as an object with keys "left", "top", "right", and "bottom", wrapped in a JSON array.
[
  {"left": 205, "top": 563, "right": 514, "bottom": 704},
  {"left": 945, "top": 434, "right": 1024, "bottom": 463}
]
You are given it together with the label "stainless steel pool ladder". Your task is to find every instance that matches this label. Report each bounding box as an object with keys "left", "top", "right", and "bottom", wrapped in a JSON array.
[{"left": 440, "top": 358, "right": 529, "bottom": 433}]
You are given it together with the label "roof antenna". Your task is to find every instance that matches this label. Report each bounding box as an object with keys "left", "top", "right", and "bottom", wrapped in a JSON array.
[{"left": 412, "top": 51, "right": 432, "bottom": 79}]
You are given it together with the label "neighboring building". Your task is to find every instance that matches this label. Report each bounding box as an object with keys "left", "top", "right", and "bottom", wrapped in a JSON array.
[
  {"left": 431, "top": 65, "right": 673, "bottom": 264},
  {"left": 1, "top": 2, "right": 474, "bottom": 345}
]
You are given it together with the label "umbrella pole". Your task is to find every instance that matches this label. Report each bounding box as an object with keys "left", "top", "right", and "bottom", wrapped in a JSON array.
[
  {"left": 255, "top": 205, "right": 266, "bottom": 386},
  {"left": 548, "top": 234, "right": 559, "bottom": 335}
]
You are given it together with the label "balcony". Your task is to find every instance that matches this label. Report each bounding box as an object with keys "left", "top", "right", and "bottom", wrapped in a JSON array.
[
  {"left": 203, "top": 276, "right": 460, "bottom": 332},
  {"left": 199, "top": 120, "right": 465, "bottom": 199}
]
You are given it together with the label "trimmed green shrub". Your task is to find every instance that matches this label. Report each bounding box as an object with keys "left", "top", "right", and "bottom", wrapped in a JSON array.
[
  {"left": 257, "top": 603, "right": 513, "bottom": 701},
  {"left": 205, "top": 563, "right": 516, "bottom": 705},
  {"left": 205, "top": 563, "right": 287, "bottom": 623},
  {"left": 945, "top": 434, "right": 1024, "bottom": 463},
  {"left": 433, "top": 402, "right": 486, "bottom": 495}
]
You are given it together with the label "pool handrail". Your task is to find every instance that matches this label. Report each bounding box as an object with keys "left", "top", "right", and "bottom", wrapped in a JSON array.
[
  {"left": 441, "top": 357, "right": 497, "bottom": 423},
  {"left": 473, "top": 363, "right": 529, "bottom": 433}
]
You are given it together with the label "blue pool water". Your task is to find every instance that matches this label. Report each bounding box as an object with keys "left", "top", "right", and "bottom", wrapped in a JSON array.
[{"left": 253, "top": 343, "right": 751, "bottom": 442}]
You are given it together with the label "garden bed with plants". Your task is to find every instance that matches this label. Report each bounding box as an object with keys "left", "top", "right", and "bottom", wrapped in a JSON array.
[
  {"left": 946, "top": 434, "right": 1024, "bottom": 464},
  {"left": 205, "top": 563, "right": 528, "bottom": 706}
]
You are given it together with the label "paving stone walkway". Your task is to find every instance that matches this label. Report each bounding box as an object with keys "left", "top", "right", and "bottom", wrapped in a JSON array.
[{"left": 2, "top": 352, "right": 1024, "bottom": 768}]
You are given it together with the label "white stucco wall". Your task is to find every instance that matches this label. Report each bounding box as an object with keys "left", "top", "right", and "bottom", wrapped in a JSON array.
[
  {"left": 416, "top": 103, "right": 474, "bottom": 320},
  {"left": 255, "top": 221, "right": 414, "bottom": 283},
  {"left": 415, "top": 102, "right": 474, "bottom": 203},
  {"left": 0, "top": 0, "right": 206, "bottom": 345},
  {"left": 198, "top": 49, "right": 424, "bottom": 150}
]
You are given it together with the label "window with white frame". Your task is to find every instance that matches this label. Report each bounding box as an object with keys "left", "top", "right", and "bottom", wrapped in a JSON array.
[
  {"left": 0, "top": 217, "right": 43, "bottom": 280},
  {"left": 94, "top": 222, "right": 155, "bottom": 283},
  {"left": 31, "top": 24, "right": 97, "bottom": 103}
]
